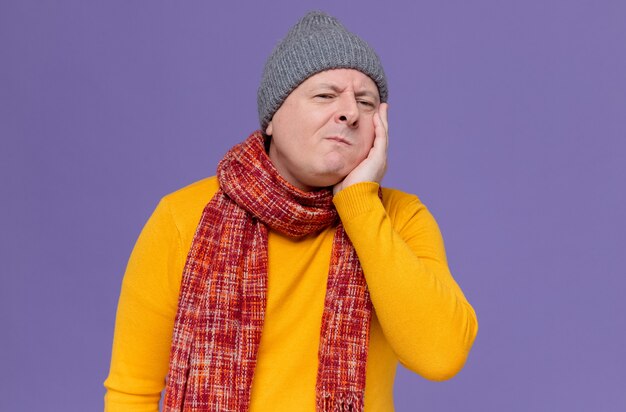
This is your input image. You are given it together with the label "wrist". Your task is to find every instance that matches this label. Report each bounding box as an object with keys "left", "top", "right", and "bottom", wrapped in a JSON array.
[{"left": 333, "top": 182, "right": 381, "bottom": 220}]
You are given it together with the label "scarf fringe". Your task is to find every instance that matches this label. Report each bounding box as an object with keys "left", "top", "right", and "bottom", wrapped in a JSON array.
[{"left": 317, "top": 392, "right": 365, "bottom": 412}]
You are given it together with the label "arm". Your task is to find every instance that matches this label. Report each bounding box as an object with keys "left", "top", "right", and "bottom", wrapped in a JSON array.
[
  {"left": 333, "top": 183, "right": 478, "bottom": 381},
  {"left": 333, "top": 103, "right": 477, "bottom": 380},
  {"left": 104, "top": 198, "right": 182, "bottom": 411}
]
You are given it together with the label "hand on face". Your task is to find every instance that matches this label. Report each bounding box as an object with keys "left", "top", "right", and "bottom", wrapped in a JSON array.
[{"left": 333, "top": 103, "right": 389, "bottom": 195}]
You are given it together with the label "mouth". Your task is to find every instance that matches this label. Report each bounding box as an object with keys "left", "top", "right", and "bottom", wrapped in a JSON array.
[{"left": 325, "top": 136, "right": 351, "bottom": 145}]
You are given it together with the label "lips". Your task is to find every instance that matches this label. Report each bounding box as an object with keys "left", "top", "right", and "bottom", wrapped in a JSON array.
[{"left": 325, "top": 136, "right": 351, "bottom": 145}]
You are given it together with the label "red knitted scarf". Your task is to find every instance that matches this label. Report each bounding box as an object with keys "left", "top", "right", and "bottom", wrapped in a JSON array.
[{"left": 163, "top": 131, "right": 373, "bottom": 411}]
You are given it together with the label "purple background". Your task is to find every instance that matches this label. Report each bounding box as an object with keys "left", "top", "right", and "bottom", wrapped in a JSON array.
[{"left": 2, "top": 1, "right": 625, "bottom": 411}]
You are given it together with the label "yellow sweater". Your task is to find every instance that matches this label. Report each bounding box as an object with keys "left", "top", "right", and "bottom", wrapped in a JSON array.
[{"left": 104, "top": 178, "right": 478, "bottom": 411}]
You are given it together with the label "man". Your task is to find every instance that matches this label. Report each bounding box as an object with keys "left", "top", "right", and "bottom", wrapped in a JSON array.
[{"left": 104, "top": 11, "right": 478, "bottom": 412}]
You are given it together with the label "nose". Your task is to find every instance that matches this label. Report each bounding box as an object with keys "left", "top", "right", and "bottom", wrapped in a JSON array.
[{"left": 334, "top": 94, "right": 359, "bottom": 128}]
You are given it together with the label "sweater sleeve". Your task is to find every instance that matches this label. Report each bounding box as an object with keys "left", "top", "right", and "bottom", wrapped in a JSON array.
[
  {"left": 104, "top": 198, "right": 183, "bottom": 411},
  {"left": 333, "top": 182, "right": 478, "bottom": 381}
]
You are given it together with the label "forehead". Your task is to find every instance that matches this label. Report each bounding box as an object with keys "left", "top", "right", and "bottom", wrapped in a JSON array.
[{"left": 301, "top": 69, "right": 379, "bottom": 97}]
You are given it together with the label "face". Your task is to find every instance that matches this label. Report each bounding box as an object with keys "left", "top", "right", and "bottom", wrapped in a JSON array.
[{"left": 265, "top": 68, "right": 380, "bottom": 191}]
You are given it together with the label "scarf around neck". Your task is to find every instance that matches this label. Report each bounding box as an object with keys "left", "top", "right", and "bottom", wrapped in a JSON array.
[{"left": 163, "top": 131, "right": 373, "bottom": 411}]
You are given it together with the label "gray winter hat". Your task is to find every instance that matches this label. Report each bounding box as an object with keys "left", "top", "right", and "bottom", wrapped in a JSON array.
[{"left": 257, "top": 11, "right": 388, "bottom": 131}]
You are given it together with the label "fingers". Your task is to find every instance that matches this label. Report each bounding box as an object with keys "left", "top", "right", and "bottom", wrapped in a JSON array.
[
  {"left": 373, "top": 103, "right": 389, "bottom": 152},
  {"left": 379, "top": 102, "right": 389, "bottom": 134},
  {"left": 369, "top": 103, "right": 388, "bottom": 179}
]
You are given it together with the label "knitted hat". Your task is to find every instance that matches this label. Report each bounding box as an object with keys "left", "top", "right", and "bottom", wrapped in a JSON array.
[{"left": 257, "top": 11, "right": 388, "bottom": 130}]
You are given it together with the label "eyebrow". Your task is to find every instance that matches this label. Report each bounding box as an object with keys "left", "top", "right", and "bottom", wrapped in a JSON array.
[{"left": 311, "top": 83, "right": 380, "bottom": 101}]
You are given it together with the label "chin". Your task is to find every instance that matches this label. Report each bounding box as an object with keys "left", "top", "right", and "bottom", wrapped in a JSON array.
[
  {"left": 303, "top": 155, "right": 356, "bottom": 188},
  {"left": 322, "top": 154, "right": 355, "bottom": 175},
  {"left": 298, "top": 167, "right": 345, "bottom": 189},
  {"left": 316, "top": 168, "right": 356, "bottom": 189},
  {"left": 299, "top": 174, "right": 341, "bottom": 189}
]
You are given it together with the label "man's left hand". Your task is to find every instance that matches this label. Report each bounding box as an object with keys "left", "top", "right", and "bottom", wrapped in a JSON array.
[{"left": 333, "top": 103, "right": 389, "bottom": 195}]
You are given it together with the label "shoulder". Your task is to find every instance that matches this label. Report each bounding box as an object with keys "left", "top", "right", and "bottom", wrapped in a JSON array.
[
  {"left": 161, "top": 175, "right": 220, "bottom": 210},
  {"left": 380, "top": 186, "right": 433, "bottom": 234},
  {"left": 158, "top": 176, "right": 220, "bottom": 241},
  {"left": 381, "top": 186, "right": 428, "bottom": 218}
]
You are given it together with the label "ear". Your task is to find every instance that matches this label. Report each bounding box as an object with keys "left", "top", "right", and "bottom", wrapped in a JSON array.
[{"left": 265, "top": 121, "right": 273, "bottom": 136}]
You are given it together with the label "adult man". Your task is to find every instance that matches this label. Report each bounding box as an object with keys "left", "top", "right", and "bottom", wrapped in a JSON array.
[{"left": 104, "top": 10, "right": 478, "bottom": 412}]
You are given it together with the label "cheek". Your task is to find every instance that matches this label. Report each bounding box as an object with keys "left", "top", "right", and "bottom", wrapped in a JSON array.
[
  {"left": 355, "top": 145, "right": 370, "bottom": 165},
  {"left": 358, "top": 129, "right": 376, "bottom": 157},
  {"left": 277, "top": 137, "right": 302, "bottom": 164}
]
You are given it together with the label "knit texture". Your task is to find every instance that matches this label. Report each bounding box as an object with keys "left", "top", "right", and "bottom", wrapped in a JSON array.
[
  {"left": 257, "top": 11, "right": 388, "bottom": 130},
  {"left": 162, "top": 131, "right": 373, "bottom": 411}
]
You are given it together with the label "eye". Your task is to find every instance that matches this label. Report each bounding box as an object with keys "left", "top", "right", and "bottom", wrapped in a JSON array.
[
  {"left": 315, "top": 94, "right": 334, "bottom": 99},
  {"left": 358, "top": 100, "right": 375, "bottom": 108}
]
